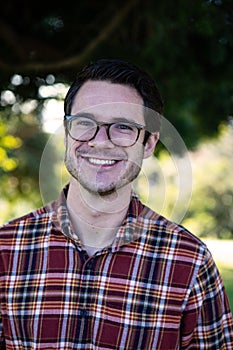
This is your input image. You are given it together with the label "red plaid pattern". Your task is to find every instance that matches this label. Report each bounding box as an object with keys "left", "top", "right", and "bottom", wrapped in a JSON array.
[{"left": 0, "top": 185, "right": 233, "bottom": 349}]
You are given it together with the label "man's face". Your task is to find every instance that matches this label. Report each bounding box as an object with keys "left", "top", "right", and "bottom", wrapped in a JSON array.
[{"left": 64, "top": 80, "right": 157, "bottom": 195}]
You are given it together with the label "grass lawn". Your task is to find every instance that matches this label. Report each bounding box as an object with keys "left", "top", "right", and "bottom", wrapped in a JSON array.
[
  {"left": 203, "top": 239, "right": 233, "bottom": 314},
  {"left": 216, "top": 262, "right": 233, "bottom": 313}
]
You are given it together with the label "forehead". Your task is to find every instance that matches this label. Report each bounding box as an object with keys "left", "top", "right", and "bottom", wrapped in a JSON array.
[{"left": 71, "top": 80, "right": 144, "bottom": 122}]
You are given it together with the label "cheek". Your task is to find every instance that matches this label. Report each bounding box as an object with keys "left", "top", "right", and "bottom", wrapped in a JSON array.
[
  {"left": 65, "top": 137, "right": 81, "bottom": 153},
  {"left": 127, "top": 144, "right": 144, "bottom": 165}
]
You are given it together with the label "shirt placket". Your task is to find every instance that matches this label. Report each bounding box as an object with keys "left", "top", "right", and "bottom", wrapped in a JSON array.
[{"left": 75, "top": 252, "right": 99, "bottom": 344}]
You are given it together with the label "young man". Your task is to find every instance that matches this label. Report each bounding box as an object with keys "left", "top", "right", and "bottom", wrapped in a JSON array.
[{"left": 0, "top": 59, "right": 232, "bottom": 349}]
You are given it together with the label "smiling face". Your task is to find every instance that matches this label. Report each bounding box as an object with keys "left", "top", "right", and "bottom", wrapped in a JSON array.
[{"left": 64, "top": 80, "right": 158, "bottom": 195}]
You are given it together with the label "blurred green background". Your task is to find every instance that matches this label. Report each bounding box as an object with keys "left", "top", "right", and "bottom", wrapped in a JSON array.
[{"left": 0, "top": 0, "right": 232, "bottom": 310}]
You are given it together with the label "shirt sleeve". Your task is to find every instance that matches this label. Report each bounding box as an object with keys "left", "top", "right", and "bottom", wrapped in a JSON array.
[{"left": 181, "top": 249, "right": 233, "bottom": 349}]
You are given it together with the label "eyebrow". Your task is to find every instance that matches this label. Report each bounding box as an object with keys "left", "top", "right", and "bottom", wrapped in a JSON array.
[{"left": 71, "top": 112, "right": 144, "bottom": 126}]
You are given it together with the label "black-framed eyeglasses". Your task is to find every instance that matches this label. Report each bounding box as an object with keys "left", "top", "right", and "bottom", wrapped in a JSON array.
[{"left": 64, "top": 115, "right": 145, "bottom": 147}]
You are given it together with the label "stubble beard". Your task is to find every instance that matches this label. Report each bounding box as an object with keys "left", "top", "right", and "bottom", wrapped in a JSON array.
[{"left": 64, "top": 150, "right": 143, "bottom": 197}]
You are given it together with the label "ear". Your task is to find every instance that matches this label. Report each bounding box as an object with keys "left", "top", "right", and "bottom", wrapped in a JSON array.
[{"left": 143, "top": 132, "right": 159, "bottom": 159}]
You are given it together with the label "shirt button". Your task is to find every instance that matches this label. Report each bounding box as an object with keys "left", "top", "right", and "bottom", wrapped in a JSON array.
[
  {"left": 80, "top": 309, "right": 88, "bottom": 317},
  {"left": 86, "top": 261, "right": 94, "bottom": 270}
]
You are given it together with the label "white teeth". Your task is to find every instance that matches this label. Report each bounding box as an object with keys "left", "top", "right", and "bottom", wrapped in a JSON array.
[{"left": 88, "top": 158, "right": 117, "bottom": 165}]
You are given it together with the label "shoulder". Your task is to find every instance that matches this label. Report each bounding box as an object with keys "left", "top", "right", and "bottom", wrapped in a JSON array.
[
  {"left": 0, "top": 206, "right": 52, "bottom": 240},
  {"left": 139, "top": 202, "right": 209, "bottom": 263},
  {"left": 134, "top": 203, "right": 217, "bottom": 295},
  {"left": 132, "top": 193, "right": 208, "bottom": 257}
]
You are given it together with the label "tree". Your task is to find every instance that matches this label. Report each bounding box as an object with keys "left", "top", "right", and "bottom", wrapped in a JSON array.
[
  {"left": 0, "top": 0, "right": 232, "bottom": 147},
  {"left": 0, "top": 0, "right": 233, "bottom": 224}
]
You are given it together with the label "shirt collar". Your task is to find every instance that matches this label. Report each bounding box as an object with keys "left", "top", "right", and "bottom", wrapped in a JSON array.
[
  {"left": 46, "top": 184, "right": 154, "bottom": 251},
  {"left": 45, "top": 184, "right": 73, "bottom": 239}
]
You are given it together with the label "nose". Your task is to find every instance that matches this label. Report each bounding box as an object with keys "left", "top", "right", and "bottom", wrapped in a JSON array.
[{"left": 88, "top": 125, "right": 114, "bottom": 148}]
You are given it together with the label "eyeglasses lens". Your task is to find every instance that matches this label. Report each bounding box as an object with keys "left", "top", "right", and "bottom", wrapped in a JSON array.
[{"left": 69, "top": 117, "right": 138, "bottom": 146}]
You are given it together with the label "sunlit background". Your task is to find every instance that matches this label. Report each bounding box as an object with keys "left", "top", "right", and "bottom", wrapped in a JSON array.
[{"left": 0, "top": 0, "right": 232, "bottom": 309}]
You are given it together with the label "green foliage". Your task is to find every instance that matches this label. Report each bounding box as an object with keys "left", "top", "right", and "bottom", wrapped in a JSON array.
[
  {"left": 0, "top": 122, "right": 22, "bottom": 172},
  {"left": 0, "top": 0, "right": 232, "bottom": 234},
  {"left": 0, "top": 0, "right": 232, "bottom": 148},
  {"left": 135, "top": 121, "right": 233, "bottom": 239},
  {"left": 0, "top": 112, "right": 48, "bottom": 224},
  {"left": 183, "top": 121, "right": 233, "bottom": 238}
]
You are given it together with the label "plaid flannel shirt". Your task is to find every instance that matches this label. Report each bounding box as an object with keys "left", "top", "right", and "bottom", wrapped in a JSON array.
[{"left": 0, "top": 185, "right": 233, "bottom": 349}]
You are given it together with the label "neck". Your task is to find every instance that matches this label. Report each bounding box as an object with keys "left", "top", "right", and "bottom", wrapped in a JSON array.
[{"left": 66, "top": 178, "right": 131, "bottom": 247}]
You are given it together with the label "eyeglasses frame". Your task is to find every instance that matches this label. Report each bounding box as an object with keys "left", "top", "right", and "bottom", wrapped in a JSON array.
[{"left": 64, "top": 115, "right": 146, "bottom": 147}]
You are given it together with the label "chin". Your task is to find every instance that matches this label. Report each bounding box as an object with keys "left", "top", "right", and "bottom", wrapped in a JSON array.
[
  {"left": 82, "top": 179, "right": 128, "bottom": 196},
  {"left": 88, "top": 183, "right": 117, "bottom": 196},
  {"left": 97, "top": 189, "right": 116, "bottom": 197}
]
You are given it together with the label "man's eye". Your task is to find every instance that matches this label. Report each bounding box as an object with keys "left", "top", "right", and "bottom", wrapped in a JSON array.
[
  {"left": 79, "top": 121, "right": 92, "bottom": 126},
  {"left": 74, "top": 119, "right": 94, "bottom": 127},
  {"left": 115, "top": 123, "right": 134, "bottom": 131}
]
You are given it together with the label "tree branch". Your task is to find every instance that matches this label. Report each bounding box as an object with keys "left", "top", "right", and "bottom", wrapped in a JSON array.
[{"left": 0, "top": 0, "right": 137, "bottom": 73}]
